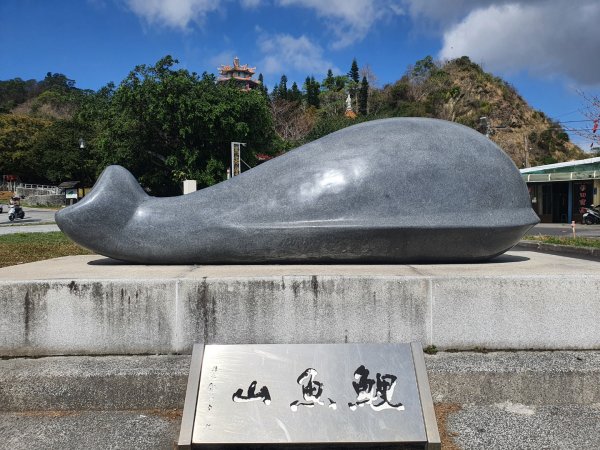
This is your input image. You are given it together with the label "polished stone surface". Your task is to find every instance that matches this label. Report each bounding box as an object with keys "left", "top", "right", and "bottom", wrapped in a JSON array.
[{"left": 56, "top": 118, "right": 539, "bottom": 263}]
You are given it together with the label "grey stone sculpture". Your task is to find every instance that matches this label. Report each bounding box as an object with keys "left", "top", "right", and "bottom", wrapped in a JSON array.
[{"left": 56, "top": 118, "right": 539, "bottom": 264}]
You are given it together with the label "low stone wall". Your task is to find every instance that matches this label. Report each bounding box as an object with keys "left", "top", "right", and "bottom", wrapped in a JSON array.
[{"left": 21, "top": 194, "right": 64, "bottom": 207}]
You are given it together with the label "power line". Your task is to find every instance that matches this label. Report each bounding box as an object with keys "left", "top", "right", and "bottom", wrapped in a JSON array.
[
  {"left": 555, "top": 119, "right": 594, "bottom": 124},
  {"left": 552, "top": 109, "right": 582, "bottom": 118}
]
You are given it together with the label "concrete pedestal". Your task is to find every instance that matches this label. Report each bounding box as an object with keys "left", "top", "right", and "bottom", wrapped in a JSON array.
[{"left": 1, "top": 250, "right": 598, "bottom": 356}]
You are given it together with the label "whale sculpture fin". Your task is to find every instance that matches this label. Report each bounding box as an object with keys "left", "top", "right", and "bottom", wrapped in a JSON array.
[
  {"left": 87, "top": 164, "right": 149, "bottom": 204},
  {"left": 56, "top": 165, "right": 148, "bottom": 245}
]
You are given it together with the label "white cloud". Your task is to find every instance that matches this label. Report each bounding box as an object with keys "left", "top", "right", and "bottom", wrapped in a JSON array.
[
  {"left": 277, "top": 0, "right": 404, "bottom": 49},
  {"left": 437, "top": 1, "right": 600, "bottom": 86},
  {"left": 208, "top": 50, "right": 236, "bottom": 70},
  {"left": 258, "top": 33, "right": 338, "bottom": 77},
  {"left": 240, "top": 0, "right": 262, "bottom": 7},
  {"left": 125, "top": 0, "right": 222, "bottom": 30},
  {"left": 400, "top": 0, "right": 600, "bottom": 87}
]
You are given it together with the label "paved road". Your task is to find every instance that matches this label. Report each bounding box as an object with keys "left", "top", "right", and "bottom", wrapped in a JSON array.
[
  {"left": 0, "top": 207, "right": 59, "bottom": 235},
  {"left": 526, "top": 223, "right": 600, "bottom": 238},
  {"left": 0, "top": 207, "right": 57, "bottom": 226}
]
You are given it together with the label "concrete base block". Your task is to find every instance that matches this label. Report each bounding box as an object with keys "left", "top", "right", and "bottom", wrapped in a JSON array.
[{"left": 1, "top": 250, "right": 599, "bottom": 355}]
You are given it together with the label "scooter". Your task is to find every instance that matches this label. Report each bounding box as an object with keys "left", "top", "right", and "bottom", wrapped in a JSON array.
[
  {"left": 8, "top": 203, "right": 25, "bottom": 221},
  {"left": 583, "top": 205, "right": 600, "bottom": 225}
]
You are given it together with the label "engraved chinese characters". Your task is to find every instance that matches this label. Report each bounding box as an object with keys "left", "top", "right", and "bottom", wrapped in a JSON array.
[
  {"left": 232, "top": 365, "right": 404, "bottom": 412},
  {"left": 290, "top": 368, "right": 337, "bottom": 411},
  {"left": 348, "top": 365, "right": 404, "bottom": 411},
  {"left": 232, "top": 381, "right": 271, "bottom": 405}
]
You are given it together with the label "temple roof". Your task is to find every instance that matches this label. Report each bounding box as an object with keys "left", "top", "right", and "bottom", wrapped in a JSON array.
[{"left": 219, "top": 56, "right": 256, "bottom": 75}]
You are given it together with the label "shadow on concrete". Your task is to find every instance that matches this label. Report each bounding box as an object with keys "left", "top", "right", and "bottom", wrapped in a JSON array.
[
  {"left": 485, "top": 253, "right": 530, "bottom": 263},
  {"left": 88, "top": 257, "right": 138, "bottom": 266},
  {"left": 86, "top": 253, "right": 531, "bottom": 266}
]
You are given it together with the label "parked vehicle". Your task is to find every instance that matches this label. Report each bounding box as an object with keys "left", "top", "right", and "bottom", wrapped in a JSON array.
[
  {"left": 583, "top": 205, "right": 600, "bottom": 225},
  {"left": 8, "top": 196, "right": 25, "bottom": 221}
]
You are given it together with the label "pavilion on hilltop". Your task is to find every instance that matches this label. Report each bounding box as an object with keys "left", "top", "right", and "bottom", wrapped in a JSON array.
[{"left": 217, "top": 57, "right": 261, "bottom": 91}]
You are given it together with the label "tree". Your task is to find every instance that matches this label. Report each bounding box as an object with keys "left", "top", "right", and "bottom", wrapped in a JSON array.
[
  {"left": 289, "top": 82, "right": 302, "bottom": 103},
  {"left": 257, "top": 73, "right": 268, "bottom": 96},
  {"left": 359, "top": 64, "right": 378, "bottom": 88},
  {"left": 359, "top": 76, "right": 369, "bottom": 115},
  {"left": 277, "top": 74, "right": 288, "bottom": 100},
  {"left": 31, "top": 119, "right": 94, "bottom": 184},
  {"left": 91, "top": 56, "right": 274, "bottom": 195},
  {"left": 334, "top": 75, "right": 347, "bottom": 92},
  {"left": 347, "top": 58, "right": 360, "bottom": 109},
  {"left": 348, "top": 58, "right": 360, "bottom": 84},
  {"left": 323, "top": 69, "right": 335, "bottom": 91},
  {"left": 304, "top": 76, "right": 320, "bottom": 108},
  {"left": 0, "top": 114, "right": 51, "bottom": 181},
  {"left": 271, "top": 99, "right": 315, "bottom": 142},
  {"left": 577, "top": 91, "right": 600, "bottom": 149}
]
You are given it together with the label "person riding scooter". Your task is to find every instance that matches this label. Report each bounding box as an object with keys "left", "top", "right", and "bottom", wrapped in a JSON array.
[{"left": 8, "top": 196, "right": 25, "bottom": 221}]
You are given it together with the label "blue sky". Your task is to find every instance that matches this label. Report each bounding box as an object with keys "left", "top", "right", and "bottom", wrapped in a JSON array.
[{"left": 1, "top": 0, "right": 599, "bottom": 148}]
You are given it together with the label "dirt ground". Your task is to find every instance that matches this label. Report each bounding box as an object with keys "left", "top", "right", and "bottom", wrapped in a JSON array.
[{"left": 435, "top": 403, "right": 462, "bottom": 449}]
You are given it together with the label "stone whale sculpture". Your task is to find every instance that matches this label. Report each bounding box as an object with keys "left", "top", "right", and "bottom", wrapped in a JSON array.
[{"left": 56, "top": 118, "right": 539, "bottom": 264}]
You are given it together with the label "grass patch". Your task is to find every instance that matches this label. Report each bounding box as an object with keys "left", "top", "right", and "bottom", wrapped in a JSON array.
[
  {"left": 0, "top": 232, "right": 92, "bottom": 268},
  {"left": 526, "top": 235, "right": 600, "bottom": 249},
  {"left": 424, "top": 345, "right": 438, "bottom": 355}
]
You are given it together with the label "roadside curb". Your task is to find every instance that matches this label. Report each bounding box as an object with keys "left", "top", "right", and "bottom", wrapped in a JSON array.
[{"left": 517, "top": 240, "right": 600, "bottom": 260}]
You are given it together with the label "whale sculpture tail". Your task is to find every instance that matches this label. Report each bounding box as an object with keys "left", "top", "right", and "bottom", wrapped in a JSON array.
[{"left": 56, "top": 165, "right": 148, "bottom": 252}]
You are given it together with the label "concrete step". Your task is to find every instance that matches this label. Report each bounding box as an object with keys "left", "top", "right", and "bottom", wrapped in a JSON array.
[
  {"left": 427, "top": 350, "right": 600, "bottom": 405},
  {"left": 2, "top": 351, "right": 599, "bottom": 412},
  {"left": 0, "top": 355, "right": 188, "bottom": 412},
  {"left": 444, "top": 403, "right": 600, "bottom": 450},
  {"left": 0, "top": 410, "right": 181, "bottom": 450}
]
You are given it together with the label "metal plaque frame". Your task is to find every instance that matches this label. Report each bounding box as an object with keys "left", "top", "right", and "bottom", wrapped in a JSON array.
[{"left": 178, "top": 343, "right": 440, "bottom": 450}]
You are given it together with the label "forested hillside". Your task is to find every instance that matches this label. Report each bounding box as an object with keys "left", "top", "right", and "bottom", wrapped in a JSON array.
[{"left": 0, "top": 55, "right": 586, "bottom": 195}]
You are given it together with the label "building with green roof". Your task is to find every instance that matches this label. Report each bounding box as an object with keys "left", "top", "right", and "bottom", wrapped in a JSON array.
[{"left": 521, "top": 157, "right": 600, "bottom": 223}]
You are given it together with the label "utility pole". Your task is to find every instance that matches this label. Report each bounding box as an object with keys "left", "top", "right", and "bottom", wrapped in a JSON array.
[
  {"left": 524, "top": 135, "right": 530, "bottom": 168},
  {"left": 479, "top": 117, "right": 490, "bottom": 138}
]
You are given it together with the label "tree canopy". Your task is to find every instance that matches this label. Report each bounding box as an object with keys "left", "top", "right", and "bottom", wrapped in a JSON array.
[
  {"left": 0, "top": 54, "right": 587, "bottom": 190},
  {"left": 90, "top": 56, "right": 273, "bottom": 194}
]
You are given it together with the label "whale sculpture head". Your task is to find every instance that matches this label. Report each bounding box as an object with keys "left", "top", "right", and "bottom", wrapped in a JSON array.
[{"left": 56, "top": 117, "right": 539, "bottom": 264}]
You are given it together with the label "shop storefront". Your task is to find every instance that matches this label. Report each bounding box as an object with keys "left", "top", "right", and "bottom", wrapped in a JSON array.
[{"left": 521, "top": 157, "right": 600, "bottom": 223}]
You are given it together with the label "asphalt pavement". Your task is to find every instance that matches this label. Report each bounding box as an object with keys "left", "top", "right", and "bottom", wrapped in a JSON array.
[
  {"left": 0, "top": 207, "right": 60, "bottom": 234},
  {"left": 526, "top": 223, "right": 600, "bottom": 238}
]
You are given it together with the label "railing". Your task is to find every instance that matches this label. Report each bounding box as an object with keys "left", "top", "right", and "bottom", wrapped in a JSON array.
[
  {"left": 19, "top": 183, "right": 61, "bottom": 193},
  {"left": 1, "top": 180, "right": 62, "bottom": 195}
]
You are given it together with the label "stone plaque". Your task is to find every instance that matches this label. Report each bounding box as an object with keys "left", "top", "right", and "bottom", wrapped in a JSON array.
[{"left": 178, "top": 343, "right": 440, "bottom": 449}]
